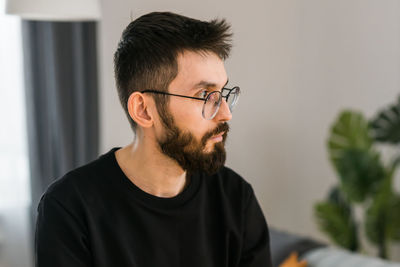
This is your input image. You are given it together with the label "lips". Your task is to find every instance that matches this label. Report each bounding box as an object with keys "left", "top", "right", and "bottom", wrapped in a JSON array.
[
  {"left": 201, "top": 123, "right": 230, "bottom": 146},
  {"left": 211, "top": 132, "right": 225, "bottom": 142}
]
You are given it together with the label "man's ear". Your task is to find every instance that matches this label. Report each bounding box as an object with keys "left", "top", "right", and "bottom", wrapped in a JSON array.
[{"left": 127, "top": 92, "right": 154, "bottom": 128}]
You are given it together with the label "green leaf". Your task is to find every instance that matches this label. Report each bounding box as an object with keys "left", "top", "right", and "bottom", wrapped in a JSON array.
[
  {"left": 370, "top": 96, "right": 400, "bottom": 144},
  {"left": 314, "top": 187, "right": 358, "bottom": 251},
  {"left": 365, "top": 178, "right": 391, "bottom": 246},
  {"left": 390, "top": 195, "right": 400, "bottom": 241},
  {"left": 328, "top": 110, "right": 372, "bottom": 170},
  {"left": 365, "top": 176, "right": 400, "bottom": 257},
  {"left": 335, "top": 149, "right": 385, "bottom": 202}
]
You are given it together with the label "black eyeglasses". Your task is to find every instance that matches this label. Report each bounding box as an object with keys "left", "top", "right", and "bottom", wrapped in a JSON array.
[{"left": 141, "top": 86, "right": 240, "bottom": 120}]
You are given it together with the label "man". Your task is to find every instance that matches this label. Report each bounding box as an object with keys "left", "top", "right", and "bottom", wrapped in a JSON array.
[{"left": 35, "top": 12, "right": 272, "bottom": 267}]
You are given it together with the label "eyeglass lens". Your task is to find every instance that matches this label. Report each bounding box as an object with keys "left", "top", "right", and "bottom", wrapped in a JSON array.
[
  {"left": 226, "top": 87, "right": 239, "bottom": 112},
  {"left": 202, "top": 91, "right": 221, "bottom": 119},
  {"left": 202, "top": 87, "right": 240, "bottom": 120}
]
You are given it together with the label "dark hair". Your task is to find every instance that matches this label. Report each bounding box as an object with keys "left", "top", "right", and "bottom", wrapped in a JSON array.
[{"left": 113, "top": 11, "right": 232, "bottom": 132}]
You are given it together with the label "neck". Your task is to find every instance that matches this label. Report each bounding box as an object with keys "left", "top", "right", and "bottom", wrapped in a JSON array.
[{"left": 115, "top": 136, "right": 188, "bottom": 198}]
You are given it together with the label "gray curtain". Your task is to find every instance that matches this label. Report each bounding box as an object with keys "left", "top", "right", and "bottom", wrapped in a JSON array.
[{"left": 21, "top": 21, "right": 99, "bottom": 226}]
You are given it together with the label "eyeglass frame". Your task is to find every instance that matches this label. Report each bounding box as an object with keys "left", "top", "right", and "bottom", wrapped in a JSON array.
[{"left": 140, "top": 86, "right": 240, "bottom": 120}]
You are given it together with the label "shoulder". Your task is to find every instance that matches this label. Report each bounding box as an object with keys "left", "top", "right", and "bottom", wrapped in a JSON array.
[{"left": 41, "top": 148, "right": 119, "bottom": 208}]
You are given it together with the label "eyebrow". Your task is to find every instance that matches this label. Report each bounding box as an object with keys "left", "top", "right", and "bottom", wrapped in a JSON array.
[{"left": 191, "top": 79, "right": 229, "bottom": 91}]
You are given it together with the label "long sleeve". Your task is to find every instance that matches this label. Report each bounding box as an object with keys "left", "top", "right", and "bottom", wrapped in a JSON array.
[
  {"left": 35, "top": 194, "right": 92, "bottom": 267},
  {"left": 240, "top": 186, "right": 273, "bottom": 267}
]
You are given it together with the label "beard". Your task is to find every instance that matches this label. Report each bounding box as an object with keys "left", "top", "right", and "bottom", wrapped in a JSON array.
[{"left": 157, "top": 115, "right": 229, "bottom": 175}]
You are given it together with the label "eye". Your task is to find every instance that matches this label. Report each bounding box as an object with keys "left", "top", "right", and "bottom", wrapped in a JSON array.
[{"left": 198, "top": 90, "right": 209, "bottom": 98}]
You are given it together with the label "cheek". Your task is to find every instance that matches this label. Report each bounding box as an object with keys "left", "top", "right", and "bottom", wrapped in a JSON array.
[{"left": 170, "top": 99, "right": 211, "bottom": 138}]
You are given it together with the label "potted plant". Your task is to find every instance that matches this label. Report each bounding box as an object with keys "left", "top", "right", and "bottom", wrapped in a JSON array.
[{"left": 314, "top": 97, "right": 400, "bottom": 259}]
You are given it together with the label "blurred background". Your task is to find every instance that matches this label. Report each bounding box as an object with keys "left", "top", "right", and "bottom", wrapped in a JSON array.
[{"left": 1, "top": 0, "right": 400, "bottom": 266}]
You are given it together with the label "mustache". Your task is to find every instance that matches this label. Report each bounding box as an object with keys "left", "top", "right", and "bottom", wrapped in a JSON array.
[{"left": 201, "top": 122, "right": 230, "bottom": 146}]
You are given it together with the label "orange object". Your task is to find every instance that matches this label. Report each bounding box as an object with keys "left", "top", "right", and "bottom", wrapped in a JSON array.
[{"left": 279, "top": 252, "right": 307, "bottom": 267}]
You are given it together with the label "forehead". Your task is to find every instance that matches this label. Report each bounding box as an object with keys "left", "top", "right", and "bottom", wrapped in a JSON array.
[{"left": 168, "top": 50, "right": 228, "bottom": 93}]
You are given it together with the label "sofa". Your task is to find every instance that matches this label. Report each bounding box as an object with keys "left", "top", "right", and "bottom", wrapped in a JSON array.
[{"left": 269, "top": 228, "right": 400, "bottom": 267}]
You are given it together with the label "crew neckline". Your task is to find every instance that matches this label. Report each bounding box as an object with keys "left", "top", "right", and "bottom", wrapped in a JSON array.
[{"left": 106, "top": 147, "right": 202, "bottom": 209}]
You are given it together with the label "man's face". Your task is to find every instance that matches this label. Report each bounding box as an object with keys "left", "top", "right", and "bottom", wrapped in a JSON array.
[{"left": 155, "top": 50, "right": 233, "bottom": 174}]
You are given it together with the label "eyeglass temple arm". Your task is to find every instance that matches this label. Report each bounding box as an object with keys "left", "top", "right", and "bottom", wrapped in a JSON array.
[
  {"left": 142, "top": 87, "right": 239, "bottom": 101},
  {"left": 141, "top": 90, "right": 206, "bottom": 101}
]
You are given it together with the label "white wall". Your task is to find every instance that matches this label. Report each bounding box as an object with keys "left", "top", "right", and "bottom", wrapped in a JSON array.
[{"left": 98, "top": 0, "right": 400, "bottom": 251}]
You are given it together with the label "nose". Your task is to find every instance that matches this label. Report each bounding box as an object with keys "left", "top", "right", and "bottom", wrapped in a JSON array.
[{"left": 213, "top": 98, "right": 232, "bottom": 122}]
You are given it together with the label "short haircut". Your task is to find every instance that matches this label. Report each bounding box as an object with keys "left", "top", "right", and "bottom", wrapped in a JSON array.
[{"left": 113, "top": 11, "right": 233, "bottom": 132}]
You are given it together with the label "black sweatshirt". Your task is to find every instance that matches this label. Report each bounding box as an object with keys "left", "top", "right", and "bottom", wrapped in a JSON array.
[{"left": 35, "top": 147, "right": 272, "bottom": 267}]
